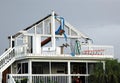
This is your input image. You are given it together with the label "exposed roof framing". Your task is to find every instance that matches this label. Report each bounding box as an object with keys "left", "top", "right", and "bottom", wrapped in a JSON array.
[
  {"left": 8, "top": 13, "right": 58, "bottom": 39},
  {"left": 8, "top": 12, "right": 89, "bottom": 40}
]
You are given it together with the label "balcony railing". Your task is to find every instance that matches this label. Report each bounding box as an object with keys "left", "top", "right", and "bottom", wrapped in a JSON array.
[
  {"left": 14, "top": 44, "right": 114, "bottom": 59},
  {"left": 40, "top": 45, "right": 114, "bottom": 59},
  {"left": 14, "top": 45, "right": 28, "bottom": 56},
  {"left": 80, "top": 45, "right": 114, "bottom": 56}
]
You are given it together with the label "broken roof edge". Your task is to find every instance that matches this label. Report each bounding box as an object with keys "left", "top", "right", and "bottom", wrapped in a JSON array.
[{"left": 8, "top": 12, "right": 58, "bottom": 39}]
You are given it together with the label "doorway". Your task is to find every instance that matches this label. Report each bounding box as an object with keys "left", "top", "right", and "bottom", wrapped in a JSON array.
[
  {"left": 2, "top": 67, "right": 11, "bottom": 83},
  {"left": 71, "top": 62, "right": 86, "bottom": 83}
]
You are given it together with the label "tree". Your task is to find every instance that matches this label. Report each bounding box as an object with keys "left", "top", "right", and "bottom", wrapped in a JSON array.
[{"left": 89, "top": 59, "right": 120, "bottom": 83}]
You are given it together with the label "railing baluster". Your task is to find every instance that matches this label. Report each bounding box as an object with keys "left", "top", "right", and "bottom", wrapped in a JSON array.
[{"left": 8, "top": 74, "right": 89, "bottom": 83}]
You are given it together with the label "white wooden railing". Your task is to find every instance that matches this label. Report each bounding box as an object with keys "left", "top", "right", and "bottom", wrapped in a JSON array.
[
  {"left": 5, "top": 44, "right": 112, "bottom": 61},
  {"left": 0, "top": 45, "right": 27, "bottom": 71},
  {"left": 0, "top": 47, "right": 14, "bottom": 70},
  {"left": 14, "top": 45, "right": 28, "bottom": 56},
  {"left": 7, "top": 74, "right": 16, "bottom": 83},
  {"left": 80, "top": 45, "right": 114, "bottom": 56},
  {"left": 39, "top": 45, "right": 114, "bottom": 58},
  {"left": 8, "top": 74, "right": 90, "bottom": 83}
]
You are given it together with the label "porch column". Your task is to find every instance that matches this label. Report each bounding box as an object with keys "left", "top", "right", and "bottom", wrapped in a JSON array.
[
  {"left": 68, "top": 61, "right": 71, "bottom": 83},
  {"left": 28, "top": 60, "right": 32, "bottom": 83},
  {"left": 49, "top": 62, "right": 51, "bottom": 74},
  {"left": 85, "top": 62, "right": 88, "bottom": 83},
  {"left": 102, "top": 61, "right": 105, "bottom": 72}
]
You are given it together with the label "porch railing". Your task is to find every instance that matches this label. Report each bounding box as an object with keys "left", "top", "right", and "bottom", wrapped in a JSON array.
[{"left": 8, "top": 74, "right": 89, "bottom": 83}]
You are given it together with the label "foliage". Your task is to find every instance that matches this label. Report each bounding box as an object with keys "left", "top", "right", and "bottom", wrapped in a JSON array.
[
  {"left": 89, "top": 59, "right": 120, "bottom": 83},
  {"left": 15, "top": 78, "right": 28, "bottom": 83},
  {"left": 15, "top": 80, "right": 19, "bottom": 83},
  {"left": 21, "top": 78, "right": 28, "bottom": 83}
]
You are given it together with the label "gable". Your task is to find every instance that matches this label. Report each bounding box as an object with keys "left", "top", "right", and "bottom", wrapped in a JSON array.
[{"left": 8, "top": 12, "right": 89, "bottom": 40}]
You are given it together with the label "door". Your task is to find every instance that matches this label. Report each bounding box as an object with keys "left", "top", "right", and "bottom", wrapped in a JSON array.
[{"left": 2, "top": 67, "right": 11, "bottom": 83}]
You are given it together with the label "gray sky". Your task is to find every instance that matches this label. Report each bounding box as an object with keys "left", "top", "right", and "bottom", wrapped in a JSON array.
[{"left": 0, "top": 0, "right": 120, "bottom": 60}]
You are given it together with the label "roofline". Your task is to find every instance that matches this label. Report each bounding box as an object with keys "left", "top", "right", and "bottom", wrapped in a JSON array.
[
  {"left": 8, "top": 13, "right": 58, "bottom": 39},
  {"left": 23, "top": 14, "right": 51, "bottom": 31}
]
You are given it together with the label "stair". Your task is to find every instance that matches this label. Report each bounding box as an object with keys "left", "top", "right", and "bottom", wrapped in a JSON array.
[
  {"left": 0, "top": 45, "right": 27, "bottom": 83},
  {"left": 0, "top": 47, "right": 16, "bottom": 72}
]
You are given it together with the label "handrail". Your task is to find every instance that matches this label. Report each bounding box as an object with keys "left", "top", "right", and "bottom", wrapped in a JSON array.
[
  {"left": 82, "top": 44, "right": 114, "bottom": 48},
  {"left": 0, "top": 45, "right": 27, "bottom": 70},
  {"left": 8, "top": 74, "right": 16, "bottom": 83},
  {"left": 9, "top": 74, "right": 90, "bottom": 77},
  {"left": 0, "top": 47, "right": 12, "bottom": 60},
  {"left": 0, "top": 47, "right": 15, "bottom": 69}
]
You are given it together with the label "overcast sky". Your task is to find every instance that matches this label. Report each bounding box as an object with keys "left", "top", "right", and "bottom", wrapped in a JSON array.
[{"left": 0, "top": 0, "right": 120, "bottom": 60}]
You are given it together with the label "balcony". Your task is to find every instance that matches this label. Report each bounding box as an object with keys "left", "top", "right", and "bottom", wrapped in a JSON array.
[{"left": 14, "top": 44, "right": 114, "bottom": 60}]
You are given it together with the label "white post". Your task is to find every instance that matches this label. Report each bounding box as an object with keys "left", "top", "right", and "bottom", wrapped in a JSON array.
[
  {"left": 40, "top": 36, "right": 41, "bottom": 54},
  {"left": 10, "top": 36, "right": 13, "bottom": 48},
  {"left": 49, "top": 62, "right": 51, "bottom": 74},
  {"left": 33, "top": 35, "right": 41, "bottom": 54},
  {"left": 0, "top": 72, "right": 2, "bottom": 83},
  {"left": 28, "top": 60, "right": 32, "bottom": 83},
  {"left": 103, "top": 61, "right": 105, "bottom": 72},
  {"left": 86, "top": 62, "right": 88, "bottom": 83},
  {"left": 42, "top": 21, "right": 45, "bottom": 35},
  {"left": 68, "top": 61, "right": 71, "bottom": 83},
  {"left": 51, "top": 11, "right": 56, "bottom": 50},
  {"left": 34, "top": 25, "right": 37, "bottom": 34}
]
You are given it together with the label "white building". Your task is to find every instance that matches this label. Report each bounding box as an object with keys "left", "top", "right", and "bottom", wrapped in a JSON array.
[{"left": 0, "top": 11, "right": 114, "bottom": 83}]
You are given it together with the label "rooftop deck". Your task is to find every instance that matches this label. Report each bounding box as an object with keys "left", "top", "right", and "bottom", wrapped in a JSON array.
[{"left": 14, "top": 44, "right": 114, "bottom": 60}]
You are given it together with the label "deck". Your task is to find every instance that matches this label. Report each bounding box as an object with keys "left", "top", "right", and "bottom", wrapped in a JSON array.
[{"left": 14, "top": 44, "right": 114, "bottom": 61}]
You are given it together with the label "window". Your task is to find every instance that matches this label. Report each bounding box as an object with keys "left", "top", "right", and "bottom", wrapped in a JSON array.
[{"left": 17, "top": 63, "right": 28, "bottom": 74}]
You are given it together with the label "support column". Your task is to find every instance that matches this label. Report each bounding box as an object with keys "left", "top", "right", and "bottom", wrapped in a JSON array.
[
  {"left": 103, "top": 61, "right": 105, "bottom": 72},
  {"left": 51, "top": 11, "right": 56, "bottom": 50},
  {"left": 33, "top": 35, "right": 41, "bottom": 54},
  {"left": 85, "top": 62, "right": 88, "bottom": 83},
  {"left": 68, "top": 61, "right": 71, "bottom": 83},
  {"left": 28, "top": 60, "right": 32, "bottom": 83},
  {"left": 10, "top": 36, "right": 13, "bottom": 48},
  {"left": 49, "top": 62, "right": 51, "bottom": 74}
]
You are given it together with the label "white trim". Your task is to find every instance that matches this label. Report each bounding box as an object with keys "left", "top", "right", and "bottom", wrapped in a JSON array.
[
  {"left": 102, "top": 61, "right": 105, "bottom": 71},
  {"left": 49, "top": 62, "right": 51, "bottom": 74},
  {"left": 86, "top": 62, "right": 88, "bottom": 83},
  {"left": 16, "top": 56, "right": 112, "bottom": 63},
  {"left": 16, "top": 54, "right": 114, "bottom": 60},
  {"left": 28, "top": 60, "right": 32, "bottom": 83},
  {"left": 68, "top": 61, "right": 71, "bottom": 83},
  {"left": 9, "top": 73, "right": 90, "bottom": 77},
  {"left": 51, "top": 11, "right": 56, "bottom": 50},
  {"left": 42, "top": 21, "right": 45, "bottom": 34}
]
